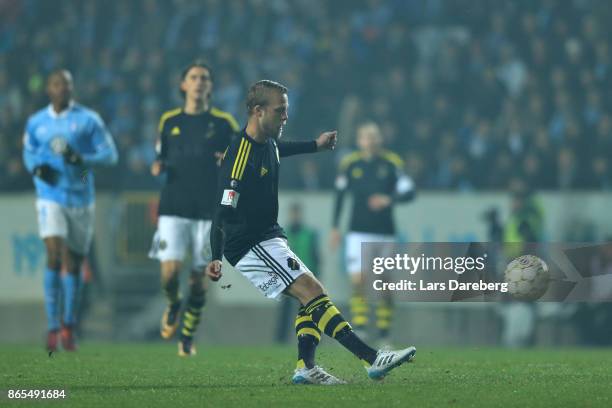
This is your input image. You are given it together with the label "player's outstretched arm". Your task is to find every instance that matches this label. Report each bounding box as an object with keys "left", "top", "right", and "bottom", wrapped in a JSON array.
[{"left": 277, "top": 130, "right": 337, "bottom": 157}]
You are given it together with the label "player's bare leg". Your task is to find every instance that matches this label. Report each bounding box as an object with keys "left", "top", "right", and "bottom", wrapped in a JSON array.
[
  {"left": 178, "top": 270, "right": 207, "bottom": 357},
  {"left": 286, "top": 273, "right": 415, "bottom": 381},
  {"left": 43, "top": 237, "right": 63, "bottom": 352},
  {"left": 160, "top": 260, "right": 182, "bottom": 339},
  {"left": 61, "top": 247, "right": 84, "bottom": 351}
]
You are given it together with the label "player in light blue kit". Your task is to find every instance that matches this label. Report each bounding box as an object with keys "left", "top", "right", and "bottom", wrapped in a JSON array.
[{"left": 22, "top": 70, "right": 118, "bottom": 352}]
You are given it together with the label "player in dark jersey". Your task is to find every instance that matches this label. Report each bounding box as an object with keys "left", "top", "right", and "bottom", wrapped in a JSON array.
[
  {"left": 149, "top": 60, "right": 238, "bottom": 356},
  {"left": 330, "top": 121, "right": 415, "bottom": 346},
  {"left": 206, "top": 80, "right": 415, "bottom": 384}
]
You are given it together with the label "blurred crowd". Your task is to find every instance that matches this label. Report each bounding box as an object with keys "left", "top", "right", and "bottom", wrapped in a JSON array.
[{"left": 1, "top": 0, "right": 612, "bottom": 192}]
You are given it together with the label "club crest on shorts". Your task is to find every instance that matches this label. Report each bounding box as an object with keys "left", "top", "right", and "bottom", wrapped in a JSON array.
[
  {"left": 159, "top": 240, "right": 167, "bottom": 250},
  {"left": 287, "top": 257, "right": 300, "bottom": 271}
]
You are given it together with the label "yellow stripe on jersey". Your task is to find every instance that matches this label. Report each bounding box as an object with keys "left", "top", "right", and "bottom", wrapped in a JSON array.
[
  {"left": 210, "top": 107, "right": 240, "bottom": 131},
  {"left": 231, "top": 139, "right": 252, "bottom": 180},
  {"left": 236, "top": 142, "right": 252, "bottom": 180},
  {"left": 158, "top": 107, "right": 182, "bottom": 133},
  {"left": 380, "top": 149, "right": 404, "bottom": 169},
  {"left": 231, "top": 139, "right": 246, "bottom": 179}
]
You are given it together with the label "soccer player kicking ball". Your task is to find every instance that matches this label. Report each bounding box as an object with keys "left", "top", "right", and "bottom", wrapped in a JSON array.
[
  {"left": 206, "top": 80, "right": 416, "bottom": 384},
  {"left": 22, "top": 70, "right": 118, "bottom": 351}
]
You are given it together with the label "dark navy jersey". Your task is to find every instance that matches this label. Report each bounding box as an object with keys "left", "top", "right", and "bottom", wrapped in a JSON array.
[
  {"left": 212, "top": 130, "right": 317, "bottom": 265},
  {"left": 333, "top": 150, "right": 415, "bottom": 235},
  {"left": 156, "top": 107, "right": 238, "bottom": 220}
]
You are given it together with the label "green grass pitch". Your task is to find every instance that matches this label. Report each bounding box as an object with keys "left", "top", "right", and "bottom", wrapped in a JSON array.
[{"left": 1, "top": 343, "right": 611, "bottom": 407}]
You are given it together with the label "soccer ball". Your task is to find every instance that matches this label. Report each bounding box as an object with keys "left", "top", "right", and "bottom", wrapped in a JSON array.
[{"left": 504, "top": 255, "right": 550, "bottom": 300}]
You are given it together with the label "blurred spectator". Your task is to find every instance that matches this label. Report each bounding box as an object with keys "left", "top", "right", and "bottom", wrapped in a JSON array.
[{"left": 1, "top": 0, "right": 612, "bottom": 192}]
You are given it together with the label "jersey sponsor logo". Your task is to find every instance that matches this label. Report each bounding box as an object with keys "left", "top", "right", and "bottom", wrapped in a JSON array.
[
  {"left": 351, "top": 167, "right": 363, "bottom": 179},
  {"left": 287, "top": 257, "right": 300, "bottom": 271},
  {"left": 221, "top": 189, "right": 240, "bottom": 208},
  {"left": 260, "top": 167, "right": 268, "bottom": 177},
  {"left": 171, "top": 126, "right": 181, "bottom": 136}
]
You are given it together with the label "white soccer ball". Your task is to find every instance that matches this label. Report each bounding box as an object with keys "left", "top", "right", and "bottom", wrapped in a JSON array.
[{"left": 504, "top": 255, "right": 550, "bottom": 300}]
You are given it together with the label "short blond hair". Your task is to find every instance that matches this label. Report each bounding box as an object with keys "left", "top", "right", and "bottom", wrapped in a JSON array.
[{"left": 246, "top": 80, "right": 287, "bottom": 114}]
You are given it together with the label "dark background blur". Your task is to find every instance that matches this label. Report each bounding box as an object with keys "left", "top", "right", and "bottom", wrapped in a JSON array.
[{"left": 2, "top": 0, "right": 612, "bottom": 192}]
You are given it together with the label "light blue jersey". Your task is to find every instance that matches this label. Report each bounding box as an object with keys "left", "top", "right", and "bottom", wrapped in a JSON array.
[{"left": 23, "top": 102, "right": 118, "bottom": 207}]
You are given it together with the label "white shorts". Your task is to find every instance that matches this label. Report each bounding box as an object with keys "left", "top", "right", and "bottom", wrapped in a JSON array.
[
  {"left": 235, "top": 237, "right": 310, "bottom": 300},
  {"left": 36, "top": 198, "right": 95, "bottom": 255},
  {"left": 345, "top": 232, "right": 396, "bottom": 275},
  {"left": 148, "top": 215, "right": 212, "bottom": 269}
]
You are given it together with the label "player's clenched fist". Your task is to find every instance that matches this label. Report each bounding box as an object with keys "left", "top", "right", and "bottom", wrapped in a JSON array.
[
  {"left": 205, "top": 260, "right": 223, "bottom": 281},
  {"left": 315, "top": 130, "right": 338, "bottom": 151}
]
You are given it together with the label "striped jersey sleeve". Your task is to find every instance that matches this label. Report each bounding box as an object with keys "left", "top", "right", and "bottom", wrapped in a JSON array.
[{"left": 217, "top": 135, "right": 252, "bottom": 208}]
